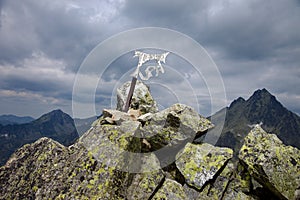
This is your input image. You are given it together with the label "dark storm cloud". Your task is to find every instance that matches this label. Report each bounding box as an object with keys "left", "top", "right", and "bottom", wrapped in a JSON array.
[
  {"left": 120, "top": 0, "right": 210, "bottom": 35},
  {"left": 0, "top": 0, "right": 4, "bottom": 26},
  {"left": 121, "top": 0, "right": 300, "bottom": 60},
  {"left": 202, "top": 1, "right": 300, "bottom": 60},
  {"left": 119, "top": 0, "right": 300, "bottom": 115},
  {"left": 0, "top": 0, "right": 118, "bottom": 70},
  {"left": 0, "top": 0, "right": 299, "bottom": 117}
]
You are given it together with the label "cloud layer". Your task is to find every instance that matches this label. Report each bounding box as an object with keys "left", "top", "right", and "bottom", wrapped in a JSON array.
[{"left": 0, "top": 0, "right": 299, "bottom": 118}]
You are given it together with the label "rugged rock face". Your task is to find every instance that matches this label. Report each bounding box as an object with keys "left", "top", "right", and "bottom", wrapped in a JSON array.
[
  {"left": 176, "top": 143, "right": 233, "bottom": 190},
  {"left": 0, "top": 82, "right": 299, "bottom": 199},
  {"left": 212, "top": 88, "right": 300, "bottom": 158},
  {"left": 117, "top": 80, "right": 158, "bottom": 114},
  {"left": 1, "top": 123, "right": 299, "bottom": 200},
  {"left": 152, "top": 179, "right": 187, "bottom": 200},
  {"left": 239, "top": 125, "right": 300, "bottom": 200}
]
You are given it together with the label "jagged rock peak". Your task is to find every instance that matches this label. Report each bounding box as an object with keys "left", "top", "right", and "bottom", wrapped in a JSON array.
[
  {"left": 229, "top": 97, "right": 245, "bottom": 108},
  {"left": 248, "top": 88, "right": 277, "bottom": 103},
  {"left": 0, "top": 102, "right": 217, "bottom": 199},
  {"left": 252, "top": 88, "right": 271, "bottom": 96},
  {"left": 88, "top": 103, "right": 214, "bottom": 172},
  {"left": 116, "top": 80, "right": 158, "bottom": 114}
]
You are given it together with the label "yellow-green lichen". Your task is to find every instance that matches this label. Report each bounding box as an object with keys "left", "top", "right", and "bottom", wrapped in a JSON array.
[
  {"left": 176, "top": 143, "right": 233, "bottom": 190},
  {"left": 152, "top": 179, "right": 187, "bottom": 200}
]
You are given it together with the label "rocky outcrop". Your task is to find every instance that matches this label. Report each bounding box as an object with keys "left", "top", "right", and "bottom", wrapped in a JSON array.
[
  {"left": 239, "top": 125, "right": 300, "bottom": 200},
  {"left": 176, "top": 143, "right": 233, "bottom": 190},
  {"left": 138, "top": 103, "right": 214, "bottom": 167},
  {"left": 0, "top": 82, "right": 299, "bottom": 199},
  {"left": 0, "top": 103, "right": 216, "bottom": 199},
  {"left": 152, "top": 179, "right": 187, "bottom": 200},
  {"left": 117, "top": 80, "right": 158, "bottom": 114},
  {"left": 1, "top": 121, "right": 299, "bottom": 200}
]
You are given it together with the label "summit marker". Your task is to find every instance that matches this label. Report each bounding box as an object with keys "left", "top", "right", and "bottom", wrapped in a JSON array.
[{"left": 123, "top": 51, "right": 169, "bottom": 112}]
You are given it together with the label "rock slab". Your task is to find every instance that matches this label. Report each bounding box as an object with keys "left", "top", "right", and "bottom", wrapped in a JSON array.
[
  {"left": 239, "top": 125, "right": 300, "bottom": 200},
  {"left": 176, "top": 142, "right": 233, "bottom": 190}
]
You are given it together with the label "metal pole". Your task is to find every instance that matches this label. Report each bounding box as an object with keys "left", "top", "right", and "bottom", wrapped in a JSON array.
[{"left": 124, "top": 77, "right": 137, "bottom": 112}]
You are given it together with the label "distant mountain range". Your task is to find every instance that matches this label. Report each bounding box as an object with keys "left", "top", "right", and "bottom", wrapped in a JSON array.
[
  {"left": 0, "top": 110, "right": 96, "bottom": 166},
  {"left": 0, "top": 115, "right": 35, "bottom": 125},
  {"left": 1, "top": 88, "right": 299, "bottom": 166},
  {"left": 210, "top": 88, "right": 300, "bottom": 156}
]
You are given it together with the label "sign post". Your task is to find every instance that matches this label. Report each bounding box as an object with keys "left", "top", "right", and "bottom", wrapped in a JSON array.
[{"left": 123, "top": 51, "right": 169, "bottom": 112}]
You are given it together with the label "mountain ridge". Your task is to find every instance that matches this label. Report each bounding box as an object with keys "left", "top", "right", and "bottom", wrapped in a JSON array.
[
  {"left": 0, "top": 114, "right": 35, "bottom": 125},
  {"left": 0, "top": 109, "right": 79, "bottom": 166},
  {"left": 212, "top": 88, "right": 300, "bottom": 155}
]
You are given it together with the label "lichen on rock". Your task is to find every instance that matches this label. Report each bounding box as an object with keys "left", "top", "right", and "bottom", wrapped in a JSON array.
[
  {"left": 117, "top": 80, "right": 158, "bottom": 114},
  {"left": 139, "top": 103, "right": 214, "bottom": 167},
  {"left": 126, "top": 154, "right": 164, "bottom": 200},
  {"left": 239, "top": 125, "right": 300, "bottom": 200},
  {"left": 152, "top": 178, "right": 188, "bottom": 200},
  {"left": 175, "top": 142, "right": 233, "bottom": 190},
  {"left": 198, "top": 161, "right": 235, "bottom": 200}
]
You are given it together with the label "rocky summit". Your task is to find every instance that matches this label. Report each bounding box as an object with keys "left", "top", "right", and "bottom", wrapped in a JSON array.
[
  {"left": 212, "top": 88, "right": 300, "bottom": 158},
  {"left": 0, "top": 82, "right": 299, "bottom": 200}
]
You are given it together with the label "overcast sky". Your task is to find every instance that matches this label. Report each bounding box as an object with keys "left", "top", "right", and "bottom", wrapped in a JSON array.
[{"left": 0, "top": 0, "right": 299, "bottom": 118}]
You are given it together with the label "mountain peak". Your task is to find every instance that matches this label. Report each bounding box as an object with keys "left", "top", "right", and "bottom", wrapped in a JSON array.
[
  {"left": 229, "top": 97, "right": 245, "bottom": 108},
  {"left": 252, "top": 88, "right": 272, "bottom": 97},
  {"left": 247, "top": 88, "right": 279, "bottom": 107},
  {"left": 37, "top": 109, "right": 70, "bottom": 121},
  {"left": 214, "top": 88, "right": 300, "bottom": 155},
  {"left": 49, "top": 109, "right": 64, "bottom": 115}
]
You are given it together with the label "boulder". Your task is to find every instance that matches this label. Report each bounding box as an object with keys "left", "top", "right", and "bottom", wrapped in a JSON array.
[
  {"left": 138, "top": 103, "right": 214, "bottom": 141},
  {"left": 175, "top": 142, "right": 233, "bottom": 190},
  {"left": 81, "top": 120, "right": 142, "bottom": 172},
  {"left": 198, "top": 161, "right": 235, "bottom": 200},
  {"left": 0, "top": 137, "right": 123, "bottom": 199},
  {"left": 117, "top": 80, "right": 158, "bottom": 114},
  {"left": 139, "top": 103, "right": 214, "bottom": 166},
  {"left": 152, "top": 178, "right": 188, "bottom": 200},
  {"left": 221, "top": 162, "right": 254, "bottom": 200},
  {"left": 239, "top": 125, "right": 300, "bottom": 200},
  {"left": 126, "top": 154, "right": 164, "bottom": 200}
]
